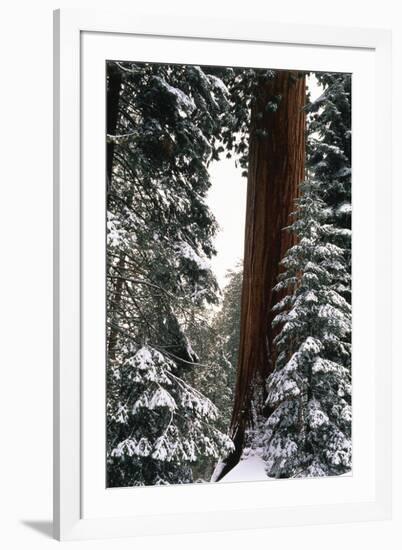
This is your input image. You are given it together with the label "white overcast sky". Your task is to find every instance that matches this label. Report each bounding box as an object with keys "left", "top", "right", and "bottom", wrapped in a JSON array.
[
  {"left": 205, "top": 75, "right": 322, "bottom": 291},
  {"left": 206, "top": 157, "right": 247, "bottom": 290}
]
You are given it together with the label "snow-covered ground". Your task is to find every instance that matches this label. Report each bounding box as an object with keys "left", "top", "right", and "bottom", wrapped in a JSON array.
[
  {"left": 218, "top": 455, "right": 270, "bottom": 483},
  {"left": 218, "top": 454, "right": 352, "bottom": 483}
]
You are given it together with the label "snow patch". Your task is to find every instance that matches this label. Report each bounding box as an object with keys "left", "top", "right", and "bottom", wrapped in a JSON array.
[
  {"left": 175, "top": 241, "right": 210, "bottom": 271},
  {"left": 218, "top": 455, "right": 269, "bottom": 483}
]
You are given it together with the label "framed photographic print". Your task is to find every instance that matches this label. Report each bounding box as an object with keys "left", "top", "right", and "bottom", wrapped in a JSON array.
[{"left": 53, "top": 8, "right": 392, "bottom": 541}]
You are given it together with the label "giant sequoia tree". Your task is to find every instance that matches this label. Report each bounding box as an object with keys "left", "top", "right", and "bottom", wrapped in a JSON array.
[{"left": 215, "top": 70, "right": 307, "bottom": 479}]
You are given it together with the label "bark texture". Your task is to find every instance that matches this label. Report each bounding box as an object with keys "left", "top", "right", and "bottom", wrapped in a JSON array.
[
  {"left": 217, "top": 71, "right": 306, "bottom": 480},
  {"left": 106, "top": 63, "right": 124, "bottom": 361},
  {"left": 106, "top": 63, "right": 122, "bottom": 187}
]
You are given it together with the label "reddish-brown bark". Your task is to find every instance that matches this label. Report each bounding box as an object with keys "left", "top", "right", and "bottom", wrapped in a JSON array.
[{"left": 217, "top": 70, "right": 306, "bottom": 480}]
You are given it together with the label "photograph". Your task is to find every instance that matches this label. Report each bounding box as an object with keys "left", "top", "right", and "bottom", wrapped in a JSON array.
[
  {"left": 105, "top": 60, "right": 352, "bottom": 488},
  {"left": 0, "top": 1, "right": 395, "bottom": 546}
]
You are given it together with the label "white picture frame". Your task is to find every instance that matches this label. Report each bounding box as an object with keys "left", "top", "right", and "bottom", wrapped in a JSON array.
[{"left": 53, "top": 8, "right": 392, "bottom": 541}]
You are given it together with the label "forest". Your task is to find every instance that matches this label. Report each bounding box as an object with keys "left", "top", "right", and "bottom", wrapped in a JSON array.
[{"left": 105, "top": 61, "right": 352, "bottom": 486}]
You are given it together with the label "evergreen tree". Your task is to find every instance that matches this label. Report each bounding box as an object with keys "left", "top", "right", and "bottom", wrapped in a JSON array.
[
  {"left": 188, "top": 265, "right": 243, "bottom": 430},
  {"left": 183, "top": 266, "right": 242, "bottom": 480},
  {"left": 106, "top": 61, "right": 235, "bottom": 485},
  {"left": 307, "top": 73, "right": 352, "bottom": 298},
  {"left": 108, "top": 345, "right": 233, "bottom": 487},
  {"left": 308, "top": 73, "right": 351, "bottom": 218},
  {"left": 213, "top": 266, "right": 244, "bottom": 378},
  {"left": 262, "top": 180, "right": 352, "bottom": 478}
]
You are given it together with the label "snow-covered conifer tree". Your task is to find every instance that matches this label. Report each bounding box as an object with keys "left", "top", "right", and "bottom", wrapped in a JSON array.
[
  {"left": 262, "top": 180, "right": 352, "bottom": 478},
  {"left": 108, "top": 345, "right": 233, "bottom": 486},
  {"left": 106, "top": 61, "right": 237, "bottom": 485},
  {"left": 307, "top": 73, "right": 351, "bottom": 297}
]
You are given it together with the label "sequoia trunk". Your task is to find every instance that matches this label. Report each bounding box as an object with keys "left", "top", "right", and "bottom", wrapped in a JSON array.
[{"left": 217, "top": 70, "right": 306, "bottom": 480}]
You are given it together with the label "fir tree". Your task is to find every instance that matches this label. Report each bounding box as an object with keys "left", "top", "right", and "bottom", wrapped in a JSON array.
[
  {"left": 108, "top": 345, "right": 233, "bottom": 487},
  {"left": 308, "top": 73, "right": 351, "bottom": 218},
  {"left": 307, "top": 73, "right": 352, "bottom": 297},
  {"left": 106, "top": 61, "right": 236, "bottom": 485},
  {"left": 183, "top": 266, "right": 243, "bottom": 480},
  {"left": 213, "top": 265, "right": 244, "bottom": 380},
  {"left": 188, "top": 265, "right": 243, "bottom": 429},
  {"left": 262, "top": 180, "right": 352, "bottom": 478}
]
